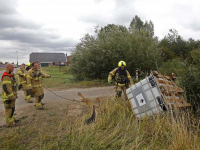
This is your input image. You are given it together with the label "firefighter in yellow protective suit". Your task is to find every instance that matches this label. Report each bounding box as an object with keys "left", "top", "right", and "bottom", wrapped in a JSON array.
[
  {"left": 108, "top": 61, "right": 134, "bottom": 100},
  {"left": 26, "top": 62, "right": 51, "bottom": 110},
  {"left": 1, "top": 63, "right": 19, "bottom": 127},
  {"left": 17, "top": 63, "right": 33, "bottom": 103}
]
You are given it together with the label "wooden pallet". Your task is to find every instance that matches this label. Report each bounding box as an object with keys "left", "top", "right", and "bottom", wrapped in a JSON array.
[{"left": 152, "top": 71, "right": 191, "bottom": 108}]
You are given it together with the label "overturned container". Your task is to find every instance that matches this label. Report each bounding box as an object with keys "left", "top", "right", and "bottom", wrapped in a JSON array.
[{"left": 126, "top": 71, "right": 191, "bottom": 118}]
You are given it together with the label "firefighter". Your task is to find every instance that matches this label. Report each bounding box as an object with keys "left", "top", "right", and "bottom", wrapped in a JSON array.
[
  {"left": 26, "top": 62, "right": 51, "bottom": 110},
  {"left": 108, "top": 61, "right": 134, "bottom": 100},
  {"left": 1, "top": 63, "right": 19, "bottom": 127},
  {"left": 26, "top": 62, "right": 31, "bottom": 71},
  {"left": 17, "top": 63, "right": 33, "bottom": 103}
]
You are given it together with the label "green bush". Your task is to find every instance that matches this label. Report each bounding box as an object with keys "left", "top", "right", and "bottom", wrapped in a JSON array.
[
  {"left": 69, "top": 25, "right": 162, "bottom": 80},
  {"left": 158, "top": 59, "right": 186, "bottom": 76},
  {"left": 159, "top": 59, "right": 200, "bottom": 109},
  {"left": 179, "top": 64, "right": 200, "bottom": 109}
]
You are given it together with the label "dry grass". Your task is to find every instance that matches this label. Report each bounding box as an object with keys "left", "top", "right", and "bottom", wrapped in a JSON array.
[{"left": 0, "top": 95, "right": 200, "bottom": 149}]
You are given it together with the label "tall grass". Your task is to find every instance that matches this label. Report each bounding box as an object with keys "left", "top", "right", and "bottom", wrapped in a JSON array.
[{"left": 0, "top": 98, "right": 199, "bottom": 149}]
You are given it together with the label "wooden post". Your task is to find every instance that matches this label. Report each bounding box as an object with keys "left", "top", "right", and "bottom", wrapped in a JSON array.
[{"left": 136, "top": 70, "right": 138, "bottom": 81}]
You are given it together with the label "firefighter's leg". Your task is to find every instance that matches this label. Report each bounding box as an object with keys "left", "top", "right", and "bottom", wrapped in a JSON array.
[
  {"left": 23, "top": 90, "right": 26, "bottom": 100},
  {"left": 115, "top": 85, "right": 123, "bottom": 99},
  {"left": 40, "top": 87, "right": 45, "bottom": 105},
  {"left": 122, "top": 86, "right": 128, "bottom": 100},
  {"left": 25, "top": 89, "right": 32, "bottom": 103},
  {"left": 34, "top": 87, "right": 43, "bottom": 109},
  {"left": 4, "top": 100, "right": 15, "bottom": 127},
  {"left": 34, "top": 96, "right": 43, "bottom": 109},
  {"left": 10, "top": 100, "right": 19, "bottom": 123}
]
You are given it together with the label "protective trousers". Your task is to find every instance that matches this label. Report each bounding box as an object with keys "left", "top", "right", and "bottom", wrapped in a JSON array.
[
  {"left": 23, "top": 89, "right": 31, "bottom": 102},
  {"left": 4, "top": 100, "right": 16, "bottom": 126},
  {"left": 33, "top": 86, "right": 44, "bottom": 109},
  {"left": 22, "top": 83, "right": 31, "bottom": 102},
  {"left": 115, "top": 85, "right": 128, "bottom": 100}
]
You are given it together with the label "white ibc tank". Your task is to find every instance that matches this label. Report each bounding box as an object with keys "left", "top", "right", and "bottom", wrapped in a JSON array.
[{"left": 126, "top": 75, "right": 167, "bottom": 118}]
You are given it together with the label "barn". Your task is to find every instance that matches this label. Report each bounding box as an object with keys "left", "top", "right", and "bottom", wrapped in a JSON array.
[{"left": 29, "top": 52, "right": 67, "bottom": 67}]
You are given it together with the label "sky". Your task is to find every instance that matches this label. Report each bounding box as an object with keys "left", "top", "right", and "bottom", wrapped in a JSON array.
[{"left": 0, "top": 0, "right": 200, "bottom": 64}]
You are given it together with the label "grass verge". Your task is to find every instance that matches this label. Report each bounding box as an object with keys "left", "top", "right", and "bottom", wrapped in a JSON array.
[
  {"left": 41, "top": 66, "right": 110, "bottom": 89},
  {"left": 0, "top": 97, "right": 199, "bottom": 149}
]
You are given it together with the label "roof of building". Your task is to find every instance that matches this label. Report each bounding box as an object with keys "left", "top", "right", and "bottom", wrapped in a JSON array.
[{"left": 30, "top": 52, "right": 66, "bottom": 63}]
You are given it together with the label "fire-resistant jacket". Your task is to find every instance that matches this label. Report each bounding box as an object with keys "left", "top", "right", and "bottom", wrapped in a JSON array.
[
  {"left": 108, "top": 68, "right": 134, "bottom": 86},
  {"left": 1, "top": 70, "right": 17, "bottom": 102},
  {"left": 17, "top": 68, "right": 27, "bottom": 86},
  {"left": 26, "top": 68, "right": 50, "bottom": 89}
]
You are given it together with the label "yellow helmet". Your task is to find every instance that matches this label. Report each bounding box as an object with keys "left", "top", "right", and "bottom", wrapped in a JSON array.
[
  {"left": 118, "top": 61, "right": 126, "bottom": 67},
  {"left": 27, "top": 62, "right": 31, "bottom": 67}
]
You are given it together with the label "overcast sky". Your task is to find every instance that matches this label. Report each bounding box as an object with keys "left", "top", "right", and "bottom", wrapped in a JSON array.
[{"left": 0, "top": 0, "right": 199, "bottom": 64}]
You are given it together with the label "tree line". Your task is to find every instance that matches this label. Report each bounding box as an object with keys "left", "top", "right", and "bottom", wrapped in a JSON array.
[
  {"left": 70, "top": 15, "right": 200, "bottom": 80},
  {"left": 69, "top": 15, "right": 200, "bottom": 108}
]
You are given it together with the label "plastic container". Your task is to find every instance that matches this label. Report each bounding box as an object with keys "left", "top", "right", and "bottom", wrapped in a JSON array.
[
  {"left": 126, "top": 75, "right": 167, "bottom": 118},
  {"left": 126, "top": 73, "right": 191, "bottom": 118}
]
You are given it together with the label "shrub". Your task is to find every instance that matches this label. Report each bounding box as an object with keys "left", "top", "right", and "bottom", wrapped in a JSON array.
[{"left": 69, "top": 25, "right": 162, "bottom": 80}]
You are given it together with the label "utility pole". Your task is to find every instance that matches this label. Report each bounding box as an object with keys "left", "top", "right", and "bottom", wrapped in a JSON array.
[{"left": 16, "top": 51, "right": 18, "bottom": 67}]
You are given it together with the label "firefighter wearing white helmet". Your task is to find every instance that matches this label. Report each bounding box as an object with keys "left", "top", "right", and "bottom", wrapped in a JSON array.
[{"left": 108, "top": 61, "right": 134, "bottom": 100}]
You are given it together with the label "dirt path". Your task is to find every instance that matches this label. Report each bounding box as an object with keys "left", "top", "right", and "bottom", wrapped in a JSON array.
[{"left": 0, "top": 86, "right": 116, "bottom": 126}]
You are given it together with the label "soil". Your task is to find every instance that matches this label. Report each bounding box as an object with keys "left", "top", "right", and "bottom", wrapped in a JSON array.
[{"left": 0, "top": 86, "right": 116, "bottom": 126}]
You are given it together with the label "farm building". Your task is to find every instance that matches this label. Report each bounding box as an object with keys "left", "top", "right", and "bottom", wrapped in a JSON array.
[{"left": 30, "top": 52, "right": 67, "bottom": 67}]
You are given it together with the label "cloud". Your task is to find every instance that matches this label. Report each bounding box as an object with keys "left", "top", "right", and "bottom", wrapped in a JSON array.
[
  {"left": 78, "top": 0, "right": 139, "bottom": 29},
  {"left": 0, "top": 0, "right": 18, "bottom": 15},
  {"left": 0, "top": 0, "right": 75, "bottom": 64}
]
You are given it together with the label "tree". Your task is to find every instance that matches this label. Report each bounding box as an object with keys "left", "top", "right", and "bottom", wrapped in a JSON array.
[
  {"left": 129, "top": 15, "right": 154, "bottom": 36},
  {"left": 159, "top": 29, "right": 187, "bottom": 59},
  {"left": 70, "top": 23, "right": 162, "bottom": 80}
]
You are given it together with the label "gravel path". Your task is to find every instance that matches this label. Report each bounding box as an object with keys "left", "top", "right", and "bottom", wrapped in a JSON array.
[{"left": 0, "top": 86, "right": 116, "bottom": 125}]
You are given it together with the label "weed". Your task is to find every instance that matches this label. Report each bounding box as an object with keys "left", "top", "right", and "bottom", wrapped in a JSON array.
[
  {"left": 49, "top": 113, "right": 56, "bottom": 116},
  {"left": 21, "top": 116, "right": 28, "bottom": 119}
]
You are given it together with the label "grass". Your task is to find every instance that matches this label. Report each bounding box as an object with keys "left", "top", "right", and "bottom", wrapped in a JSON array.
[
  {"left": 0, "top": 97, "right": 200, "bottom": 149},
  {"left": 0, "top": 68, "right": 5, "bottom": 71},
  {"left": 41, "top": 66, "right": 110, "bottom": 89}
]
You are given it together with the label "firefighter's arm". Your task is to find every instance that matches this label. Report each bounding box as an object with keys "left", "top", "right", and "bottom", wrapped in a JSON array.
[
  {"left": 41, "top": 72, "right": 51, "bottom": 78},
  {"left": 26, "top": 71, "right": 33, "bottom": 89},
  {"left": 2, "top": 76, "right": 15, "bottom": 100},
  {"left": 17, "top": 70, "right": 26, "bottom": 77},
  {"left": 108, "top": 68, "right": 117, "bottom": 83},
  {"left": 126, "top": 71, "right": 134, "bottom": 86}
]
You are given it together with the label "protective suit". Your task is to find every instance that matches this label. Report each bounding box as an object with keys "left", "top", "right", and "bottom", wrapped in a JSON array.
[
  {"left": 17, "top": 68, "right": 32, "bottom": 103},
  {"left": 26, "top": 68, "right": 50, "bottom": 109},
  {"left": 1, "top": 70, "right": 18, "bottom": 126},
  {"left": 108, "top": 61, "right": 134, "bottom": 100}
]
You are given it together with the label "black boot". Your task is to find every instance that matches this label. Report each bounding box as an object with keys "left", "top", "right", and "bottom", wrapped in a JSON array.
[{"left": 15, "top": 119, "right": 20, "bottom": 123}]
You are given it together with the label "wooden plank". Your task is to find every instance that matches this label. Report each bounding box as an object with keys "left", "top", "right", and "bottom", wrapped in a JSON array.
[
  {"left": 171, "top": 103, "right": 191, "bottom": 108},
  {"left": 165, "top": 99, "right": 183, "bottom": 103}
]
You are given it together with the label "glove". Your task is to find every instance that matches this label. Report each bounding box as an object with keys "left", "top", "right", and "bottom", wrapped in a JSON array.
[
  {"left": 18, "top": 84, "right": 22, "bottom": 90},
  {"left": 49, "top": 75, "right": 51, "bottom": 78},
  {"left": 108, "top": 81, "right": 112, "bottom": 84}
]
